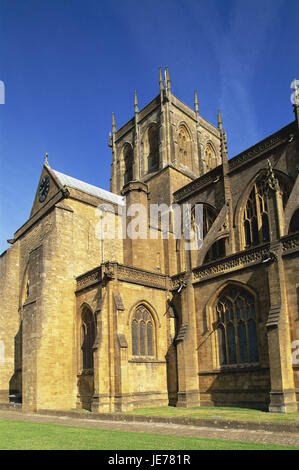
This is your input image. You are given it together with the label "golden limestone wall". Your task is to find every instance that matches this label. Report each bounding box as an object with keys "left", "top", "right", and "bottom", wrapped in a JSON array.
[
  {"left": 75, "top": 266, "right": 171, "bottom": 412},
  {"left": 115, "top": 281, "right": 169, "bottom": 410},
  {"left": 193, "top": 266, "right": 271, "bottom": 410},
  {"left": 63, "top": 198, "right": 124, "bottom": 274},
  {"left": 170, "top": 95, "right": 221, "bottom": 175},
  {"left": 0, "top": 243, "right": 20, "bottom": 403},
  {"left": 284, "top": 253, "right": 299, "bottom": 404},
  {"left": 1, "top": 193, "right": 124, "bottom": 411},
  {"left": 31, "top": 200, "right": 123, "bottom": 411}
]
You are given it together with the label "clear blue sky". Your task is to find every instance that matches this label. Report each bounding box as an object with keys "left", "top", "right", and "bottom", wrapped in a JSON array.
[{"left": 0, "top": 0, "right": 298, "bottom": 254}]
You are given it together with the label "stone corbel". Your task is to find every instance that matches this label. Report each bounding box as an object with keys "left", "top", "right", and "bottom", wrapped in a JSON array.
[
  {"left": 102, "top": 263, "right": 116, "bottom": 285},
  {"left": 61, "top": 186, "right": 70, "bottom": 198}
]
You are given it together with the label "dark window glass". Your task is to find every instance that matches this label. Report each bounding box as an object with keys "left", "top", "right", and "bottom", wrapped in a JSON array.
[
  {"left": 216, "top": 288, "right": 259, "bottom": 367},
  {"left": 227, "top": 323, "right": 237, "bottom": 364},
  {"left": 124, "top": 145, "right": 133, "bottom": 184},
  {"left": 244, "top": 220, "right": 251, "bottom": 246},
  {"left": 289, "top": 209, "right": 299, "bottom": 234},
  {"left": 81, "top": 309, "right": 95, "bottom": 370},
  {"left": 140, "top": 321, "right": 146, "bottom": 355},
  {"left": 248, "top": 319, "right": 259, "bottom": 363},
  {"left": 238, "top": 321, "right": 248, "bottom": 363},
  {"left": 251, "top": 217, "right": 259, "bottom": 244},
  {"left": 218, "top": 325, "right": 226, "bottom": 366},
  {"left": 132, "top": 320, "right": 138, "bottom": 356},
  {"left": 147, "top": 322, "right": 153, "bottom": 356},
  {"left": 243, "top": 175, "right": 291, "bottom": 247}
]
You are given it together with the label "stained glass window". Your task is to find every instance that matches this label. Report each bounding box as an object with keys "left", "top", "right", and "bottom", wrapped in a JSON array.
[
  {"left": 131, "top": 306, "right": 155, "bottom": 357},
  {"left": 215, "top": 287, "right": 259, "bottom": 366},
  {"left": 178, "top": 125, "right": 192, "bottom": 169},
  {"left": 243, "top": 174, "right": 291, "bottom": 247}
]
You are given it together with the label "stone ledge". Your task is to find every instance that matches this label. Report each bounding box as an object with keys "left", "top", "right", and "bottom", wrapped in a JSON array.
[{"left": 1, "top": 406, "right": 297, "bottom": 434}]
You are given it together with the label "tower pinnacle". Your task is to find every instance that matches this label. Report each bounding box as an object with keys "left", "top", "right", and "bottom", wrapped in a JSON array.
[
  {"left": 134, "top": 90, "right": 139, "bottom": 114},
  {"left": 194, "top": 90, "right": 199, "bottom": 114},
  {"left": 112, "top": 112, "right": 116, "bottom": 135}
]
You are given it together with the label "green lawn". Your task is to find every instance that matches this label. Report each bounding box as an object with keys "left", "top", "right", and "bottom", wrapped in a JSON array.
[
  {"left": 126, "top": 405, "right": 299, "bottom": 424},
  {"left": 0, "top": 419, "right": 298, "bottom": 450}
]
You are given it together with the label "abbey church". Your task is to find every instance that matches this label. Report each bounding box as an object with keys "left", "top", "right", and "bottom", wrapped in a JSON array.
[{"left": 0, "top": 68, "right": 299, "bottom": 414}]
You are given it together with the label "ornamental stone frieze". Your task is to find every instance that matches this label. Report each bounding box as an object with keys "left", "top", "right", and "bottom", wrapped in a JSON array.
[
  {"left": 76, "top": 262, "right": 169, "bottom": 292},
  {"left": 228, "top": 124, "right": 294, "bottom": 173},
  {"left": 192, "top": 244, "right": 271, "bottom": 283}
]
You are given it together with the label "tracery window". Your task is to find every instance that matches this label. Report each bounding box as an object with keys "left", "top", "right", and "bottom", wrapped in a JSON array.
[
  {"left": 243, "top": 175, "right": 291, "bottom": 247},
  {"left": 204, "top": 143, "right": 217, "bottom": 172},
  {"left": 81, "top": 308, "right": 96, "bottom": 370},
  {"left": 215, "top": 287, "right": 259, "bottom": 366},
  {"left": 123, "top": 144, "right": 133, "bottom": 185},
  {"left": 131, "top": 306, "right": 155, "bottom": 357},
  {"left": 177, "top": 125, "right": 192, "bottom": 168}
]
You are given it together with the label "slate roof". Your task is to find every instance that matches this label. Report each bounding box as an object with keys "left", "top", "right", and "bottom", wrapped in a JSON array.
[{"left": 52, "top": 169, "right": 125, "bottom": 206}]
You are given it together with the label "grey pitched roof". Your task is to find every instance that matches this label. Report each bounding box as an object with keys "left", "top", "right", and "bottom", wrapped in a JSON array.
[{"left": 52, "top": 169, "right": 125, "bottom": 206}]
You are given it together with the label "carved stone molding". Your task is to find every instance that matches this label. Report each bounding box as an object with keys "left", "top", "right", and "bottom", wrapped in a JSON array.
[
  {"left": 173, "top": 167, "right": 222, "bottom": 202},
  {"left": 117, "top": 264, "right": 168, "bottom": 290},
  {"left": 76, "top": 262, "right": 169, "bottom": 292},
  {"left": 282, "top": 233, "right": 299, "bottom": 253},
  {"left": 192, "top": 244, "right": 271, "bottom": 283},
  {"left": 170, "top": 273, "right": 187, "bottom": 291},
  {"left": 76, "top": 267, "right": 102, "bottom": 291},
  {"left": 228, "top": 124, "right": 293, "bottom": 173}
]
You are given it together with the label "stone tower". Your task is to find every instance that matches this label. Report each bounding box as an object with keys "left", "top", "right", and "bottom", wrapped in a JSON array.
[{"left": 110, "top": 67, "right": 222, "bottom": 205}]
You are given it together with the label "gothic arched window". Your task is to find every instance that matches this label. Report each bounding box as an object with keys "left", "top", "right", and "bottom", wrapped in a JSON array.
[
  {"left": 215, "top": 286, "right": 259, "bottom": 366},
  {"left": 123, "top": 144, "right": 133, "bottom": 185},
  {"left": 205, "top": 143, "right": 217, "bottom": 172},
  {"left": 131, "top": 306, "right": 155, "bottom": 357},
  {"left": 243, "top": 174, "right": 291, "bottom": 248},
  {"left": 178, "top": 125, "right": 192, "bottom": 169},
  {"left": 81, "top": 308, "right": 96, "bottom": 370}
]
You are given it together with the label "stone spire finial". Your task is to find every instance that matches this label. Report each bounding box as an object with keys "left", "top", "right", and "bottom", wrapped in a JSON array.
[
  {"left": 292, "top": 78, "right": 299, "bottom": 130},
  {"left": 159, "top": 66, "right": 164, "bottom": 102},
  {"left": 134, "top": 90, "right": 139, "bottom": 114},
  {"left": 108, "top": 131, "right": 112, "bottom": 148},
  {"left": 217, "top": 110, "right": 228, "bottom": 161},
  {"left": 194, "top": 90, "right": 199, "bottom": 114},
  {"left": 159, "top": 66, "right": 164, "bottom": 89},
  {"left": 217, "top": 109, "right": 223, "bottom": 131},
  {"left": 112, "top": 112, "right": 116, "bottom": 135},
  {"left": 165, "top": 66, "right": 171, "bottom": 93},
  {"left": 44, "top": 152, "right": 49, "bottom": 165},
  {"left": 224, "top": 131, "right": 228, "bottom": 152}
]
